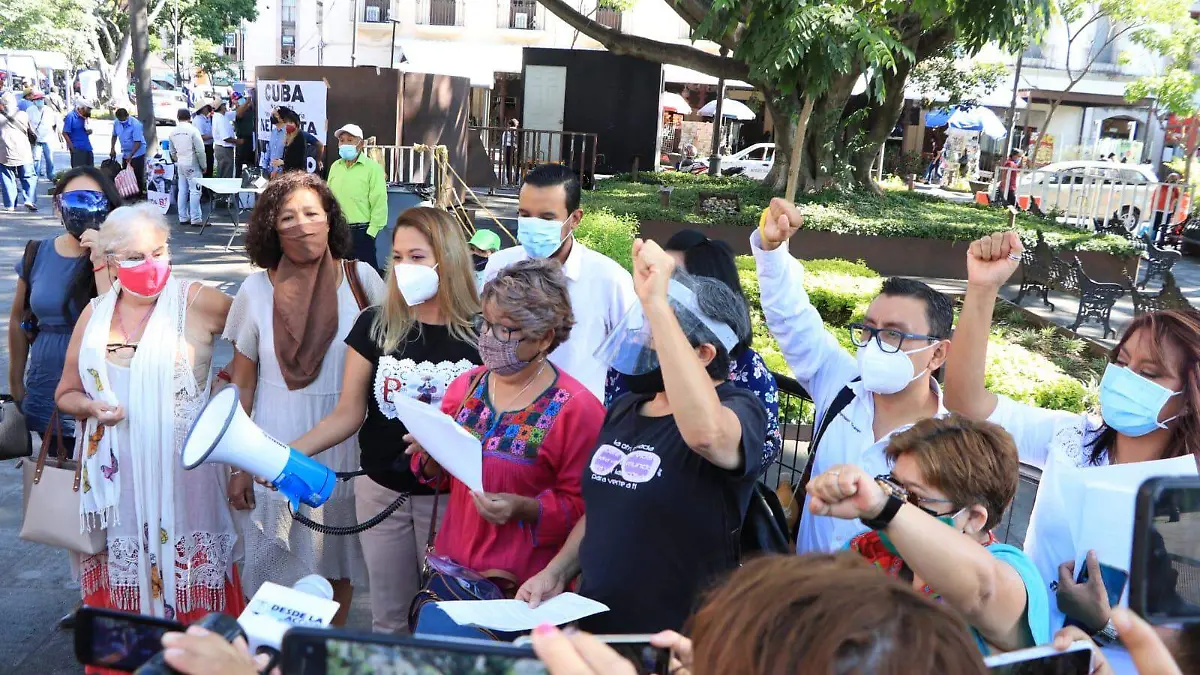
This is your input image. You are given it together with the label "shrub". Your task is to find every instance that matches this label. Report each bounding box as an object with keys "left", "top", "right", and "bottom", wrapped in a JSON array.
[
  {"left": 581, "top": 178, "right": 1139, "bottom": 257},
  {"left": 576, "top": 208, "right": 638, "bottom": 272}
]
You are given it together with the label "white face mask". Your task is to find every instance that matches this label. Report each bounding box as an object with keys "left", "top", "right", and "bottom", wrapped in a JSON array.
[
  {"left": 856, "top": 339, "right": 938, "bottom": 395},
  {"left": 394, "top": 263, "right": 439, "bottom": 306}
]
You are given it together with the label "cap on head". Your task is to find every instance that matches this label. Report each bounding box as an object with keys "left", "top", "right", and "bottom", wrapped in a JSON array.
[
  {"left": 335, "top": 123, "right": 365, "bottom": 141},
  {"left": 468, "top": 229, "right": 502, "bottom": 252},
  {"left": 74, "top": 96, "right": 93, "bottom": 110},
  {"left": 27, "top": 91, "right": 44, "bottom": 101}
]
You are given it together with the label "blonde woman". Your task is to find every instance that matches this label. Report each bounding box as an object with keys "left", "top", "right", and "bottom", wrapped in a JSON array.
[
  {"left": 225, "top": 172, "right": 386, "bottom": 625},
  {"left": 291, "top": 207, "right": 482, "bottom": 634}
]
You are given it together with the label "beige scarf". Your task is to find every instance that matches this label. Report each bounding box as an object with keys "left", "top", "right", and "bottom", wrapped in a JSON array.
[{"left": 273, "top": 221, "right": 338, "bottom": 390}]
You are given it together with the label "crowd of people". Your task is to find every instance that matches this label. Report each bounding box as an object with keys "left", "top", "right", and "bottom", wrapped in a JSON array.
[{"left": 8, "top": 119, "right": 1200, "bottom": 673}]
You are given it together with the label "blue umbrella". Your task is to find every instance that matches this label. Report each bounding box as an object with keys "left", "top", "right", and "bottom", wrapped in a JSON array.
[
  {"left": 924, "top": 106, "right": 1008, "bottom": 139},
  {"left": 925, "top": 108, "right": 951, "bottom": 128}
]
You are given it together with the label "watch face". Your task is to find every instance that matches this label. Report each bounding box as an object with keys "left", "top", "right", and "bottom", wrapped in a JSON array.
[{"left": 875, "top": 475, "right": 911, "bottom": 503}]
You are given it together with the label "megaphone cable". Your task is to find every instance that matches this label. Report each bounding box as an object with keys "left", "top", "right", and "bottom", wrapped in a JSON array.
[{"left": 287, "top": 484, "right": 410, "bottom": 536}]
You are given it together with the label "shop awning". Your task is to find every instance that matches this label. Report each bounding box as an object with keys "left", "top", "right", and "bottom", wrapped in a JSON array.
[
  {"left": 662, "top": 64, "right": 752, "bottom": 89},
  {"left": 395, "top": 40, "right": 522, "bottom": 89}
]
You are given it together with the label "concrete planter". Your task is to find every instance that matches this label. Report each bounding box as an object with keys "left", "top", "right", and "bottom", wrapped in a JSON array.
[{"left": 638, "top": 220, "right": 1139, "bottom": 283}]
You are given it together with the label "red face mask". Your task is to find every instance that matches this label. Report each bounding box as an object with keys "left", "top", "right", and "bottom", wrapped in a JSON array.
[
  {"left": 285, "top": 123, "right": 298, "bottom": 134},
  {"left": 116, "top": 257, "right": 172, "bottom": 298}
]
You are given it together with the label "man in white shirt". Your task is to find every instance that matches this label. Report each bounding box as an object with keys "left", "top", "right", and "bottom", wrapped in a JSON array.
[
  {"left": 754, "top": 198, "right": 954, "bottom": 554},
  {"left": 167, "top": 107, "right": 208, "bottom": 226},
  {"left": 211, "top": 99, "right": 237, "bottom": 179},
  {"left": 483, "top": 164, "right": 636, "bottom": 400}
]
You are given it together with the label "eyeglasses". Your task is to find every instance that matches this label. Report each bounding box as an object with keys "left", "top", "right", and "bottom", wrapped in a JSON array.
[
  {"left": 473, "top": 316, "right": 523, "bottom": 344},
  {"left": 875, "top": 474, "right": 957, "bottom": 517},
  {"left": 848, "top": 323, "right": 939, "bottom": 354},
  {"left": 106, "top": 343, "right": 137, "bottom": 359}
]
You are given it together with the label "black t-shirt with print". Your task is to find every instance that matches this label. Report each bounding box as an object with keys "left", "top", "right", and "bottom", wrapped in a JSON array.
[
  {"left": 577, "top": 382, "right": 767, "bottom": 634},
  {"left": 344, "top": 307, "right": 481, "bottom": 494}
]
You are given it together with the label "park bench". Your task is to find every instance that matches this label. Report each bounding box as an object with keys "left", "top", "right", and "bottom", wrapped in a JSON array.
[
  {"left": 1136, "top": 233, "right": 1182, "bottom": 290},
  {"left": 1014, "top": 231, "right": 1125, "bottom": 339},
  {"left": 1132, "top": 271, "right": 1193, "bottom": 317}
]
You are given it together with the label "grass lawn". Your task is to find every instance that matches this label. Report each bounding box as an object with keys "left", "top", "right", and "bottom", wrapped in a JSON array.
[{"left": 584, "top": 173, "right": 1137, "bottom": 257}]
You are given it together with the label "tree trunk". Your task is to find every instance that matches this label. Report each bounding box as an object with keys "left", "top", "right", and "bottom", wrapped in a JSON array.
[
  {"left": 802, "top": 73, "right": 861, "bottom": 189},
  {"left": 1031, "top": 98, "right": 1062, "bottom": 166},
  {"left": 100, "top": 34, "right": 134, "bottom": 107},
  {"left": 761, "top": 91, "right": 798, "bottom": 193},
  {"left": 129, "top": 0, "right": 157, "bottom": 151},
  {"left": 1185, "top": 117, "right": 1198, "bottom": 185},
  {"left": 849, "top": 58, "right": 915, "bottom": 189}
]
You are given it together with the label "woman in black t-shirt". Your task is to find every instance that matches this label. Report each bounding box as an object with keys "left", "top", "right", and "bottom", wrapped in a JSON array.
[
  {"left": 272, "top": 106, "right": 308, "bottom": 174},
  {"left": 516, "top": 239, "right": 768, "bottom": 634},
  {"left": 291, "top": 207, "right": 481, "bottom": 634}
]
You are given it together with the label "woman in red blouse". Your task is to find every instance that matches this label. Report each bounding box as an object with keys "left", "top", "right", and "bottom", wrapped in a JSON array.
[{"left": 408, "top": 257, "right": 605, "bottom": 638}]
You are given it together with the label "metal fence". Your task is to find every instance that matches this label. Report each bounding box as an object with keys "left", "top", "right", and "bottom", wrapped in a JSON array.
[
  {"left": 993, "top": 165, "right": 1196, "bottom": 235},
  {"left": 415, "top": 0, "right": 461, "bottom": 26},
  {"left": 497, "top": 0, "right": 543, "bottom": 29},
  {"left": 472, "top": 126, "right": 599, "bottom": 188},
  {"left": 363, "top": 143, "right": 437, "bottom": 186},
  {"left": 766, "top": 373, "right": 1040, "bottom": 549}
]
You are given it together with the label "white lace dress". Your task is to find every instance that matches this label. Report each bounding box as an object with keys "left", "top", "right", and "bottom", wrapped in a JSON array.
[
  {"left": 80, "top": 281, "right": 239, "bottom": 619},
  {"left": 224, "top": 262, "right": 385, "bottom": 596}
]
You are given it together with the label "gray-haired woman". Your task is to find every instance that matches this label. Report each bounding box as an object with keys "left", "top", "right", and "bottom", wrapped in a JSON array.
[
  {"left": 55, "top": 202, "right": 242, "bottom": 623},
  {"left": 406, "top": 257, "right": 607, "bottom": 639},
  {"left": 517, "top": 239, "right": 768, "bottom": 635}
]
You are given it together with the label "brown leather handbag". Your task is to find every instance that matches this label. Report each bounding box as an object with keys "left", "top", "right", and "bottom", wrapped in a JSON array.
[{"left": 20, "top": 411, "right": 107, "bottom": 554}]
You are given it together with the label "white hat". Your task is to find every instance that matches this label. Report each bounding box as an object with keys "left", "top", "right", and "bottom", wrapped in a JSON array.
[
  {"left": 334, "top": 123, "right": 364, "bottom": 140},
  {"left": 74, "top": 96, "right": 94, "bottom": 109}
]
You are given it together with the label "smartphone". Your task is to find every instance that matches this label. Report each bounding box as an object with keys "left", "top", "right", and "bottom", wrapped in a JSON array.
[
  {"left": 513, "top": 633, "right": 670, "bottom": 675},
  {"left": 281, "top": 627, "right": 548, "bottom": 675},
  {"left": 73, "top": 606, "right": 184, "bottom": 672},
  {"left": 984, "top": 641, "right": 1092, "bottom": 674},
  {"left": 1077, "top": 561, "right": 1128, "bottom": 608},
  {"left": 1131, "top": 476, "right": 1200, "bottom": 624}
]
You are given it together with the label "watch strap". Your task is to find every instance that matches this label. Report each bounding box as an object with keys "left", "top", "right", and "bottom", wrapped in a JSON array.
[
  {"left": 861, "top": 494, "right": 904, "bottom": 530},
  {"left": 1092, "top": 619, "right": 1119, "bottom": 646}
]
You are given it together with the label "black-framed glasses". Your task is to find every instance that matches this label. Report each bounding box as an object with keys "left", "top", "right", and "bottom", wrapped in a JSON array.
[
  {"left": 875, "top": 474, "right": 956, "bottom": 517},
  {"left": 848, "top": 323, "right": 939, "bottom": 354},
  {"left": 473, "top": 316, "right": 522, "bottom": 344},
  {"left": 106, "top": 343, "right": 138, "bottom": 358}
]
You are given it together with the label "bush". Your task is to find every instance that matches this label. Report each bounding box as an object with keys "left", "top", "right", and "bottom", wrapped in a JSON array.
[
  {"left": 576, "top": 208, "right": 638, "bottom": 272},
  {"left": 582, "top": 178, "right": 1139, "bottom": 257}
]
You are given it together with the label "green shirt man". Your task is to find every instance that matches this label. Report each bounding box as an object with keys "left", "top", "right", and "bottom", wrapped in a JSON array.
[{"left": 328, "top": 123, "right": 388, "bottom": 273}]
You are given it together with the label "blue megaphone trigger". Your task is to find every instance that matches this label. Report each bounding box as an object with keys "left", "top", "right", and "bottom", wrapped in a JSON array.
[{"left": 273, "top": 450, "right": 337, "bottom": 510}]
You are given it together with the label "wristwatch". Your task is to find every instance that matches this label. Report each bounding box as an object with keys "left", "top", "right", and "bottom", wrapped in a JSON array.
[
  {"left": 860, "top": 477, "right": 906, "bottom": 530},
  {"left": 1092, "top": 618, "right": 1119, "bottom": 646}
]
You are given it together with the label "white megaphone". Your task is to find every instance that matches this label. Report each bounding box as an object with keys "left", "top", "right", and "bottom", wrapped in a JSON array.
[{"left": 181, "top": 385, "right": 335, "bottom": 509}]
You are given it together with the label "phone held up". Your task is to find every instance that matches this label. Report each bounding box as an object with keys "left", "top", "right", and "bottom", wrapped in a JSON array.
[
  {"left": 984, "top": 641, "right": 1092, "bottom": 675},
  {"left": 1131, "top": 476, "right": 1200, "bottom": 625},
  {"left": 282, "top": 628, "right": 549, "bottom": 675},
  {"left": 74, "top": 606, "right": 183, "bottom": 673}
]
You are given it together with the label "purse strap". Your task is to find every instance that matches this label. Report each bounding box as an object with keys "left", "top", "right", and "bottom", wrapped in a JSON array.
[
  {"left": 424, "top": 368, "right": 489, "bottom": 553},
  {"left": 32, "top": 410, "right": 79, "bottom": 490},
  {"left": 343, "top": 259, "right": 368, "bottom": 311}
]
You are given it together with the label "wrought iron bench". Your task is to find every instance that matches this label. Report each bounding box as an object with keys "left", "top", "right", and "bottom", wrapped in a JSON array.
[
  {"left": 1014, "top": 230, "right": 1069, "bottom": 310},
  {"left": 1138, "top": 233, "right": 1182, "bottom": 290},
  {"left": 1066, "top": 258, "right": 1126, "bottom": 339},
  {"left": 1015, "top": 231, "right": 1126, "bottom": 339},
  {"left": 1132, "top": 271, "right": 1194, "bottom": 316}
]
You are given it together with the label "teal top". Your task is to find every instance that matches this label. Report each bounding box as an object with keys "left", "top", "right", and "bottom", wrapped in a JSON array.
[{"left": 973, "top": 542, "right": 1053, "bottom": 654}]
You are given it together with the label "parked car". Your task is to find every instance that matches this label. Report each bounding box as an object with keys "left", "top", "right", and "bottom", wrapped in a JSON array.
[
  {"left": 152, "top": 89, "right": 188, "bottom": 125},
  {"left": 689, "top": 142, "right": 776, "bottom": 180},
  {"left": 1014, "top": 160, "right": 1159, "bottom": 233}
]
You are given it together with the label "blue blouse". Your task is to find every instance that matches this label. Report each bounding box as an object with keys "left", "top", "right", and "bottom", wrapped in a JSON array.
[{"left": 604, "top": 348, "right": 782, "bottom": 473}]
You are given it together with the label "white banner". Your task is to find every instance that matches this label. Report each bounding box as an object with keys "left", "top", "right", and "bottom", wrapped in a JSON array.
[{"left": 256, "top": 79, "right": 328, "bottom": 174}]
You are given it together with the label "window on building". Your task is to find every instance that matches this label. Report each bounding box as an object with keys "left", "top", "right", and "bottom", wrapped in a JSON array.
[
  {"left": 280, "top": 27, "right": 296, "bottom": 63},
  {"left": 1092, "top": 17, "right": 1117, "bottom": 64},
  {"left": 505, "top": 0, "right": 539, "bottom": 29},
  {"left": 1022, "top": 41, "right": 1044, "bottom": 60},
  {"left": 222, "top": 32, "right": 239, "bottom": 58},
  {"left": 364, "top": 0, "right": 389, "bottom": 22},
  {"left": 281, "top": 0, "right": 297, "bottom": 24},
  {"left": 596, "top": 3, "right": 622, "bottom": 31}
]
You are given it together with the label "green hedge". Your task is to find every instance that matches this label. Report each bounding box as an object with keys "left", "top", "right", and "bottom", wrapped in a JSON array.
[
  {"left": 575, "top": 208, "right": 1099, "bottom": 419},
  {"left": 585, "top": 174, "right": 1138, "bottom": 257}
]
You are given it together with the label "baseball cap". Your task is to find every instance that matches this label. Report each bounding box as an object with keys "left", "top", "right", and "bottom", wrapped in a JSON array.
[
  {"left": 74, "top": 96, "right": 94, "bottom": 109},
  {"left": 334, "top": 123, "right": 365, "bottom": 140},
  {"left": 468, "top": 229, "right": 502, "bottom": 252},
  {"left": 26, "top": 91, "right": 44, "bottom": 101}
]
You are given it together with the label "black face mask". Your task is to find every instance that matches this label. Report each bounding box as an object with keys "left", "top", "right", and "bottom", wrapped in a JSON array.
[
  {"left": 624, "top": 368, "right": 666, "bottom": 395},
  {"left": 473, "top": 255, "right": 489, "bottom": 273},
  {"left": 58, "top": 190, "right": 110, "bottom": 239}
]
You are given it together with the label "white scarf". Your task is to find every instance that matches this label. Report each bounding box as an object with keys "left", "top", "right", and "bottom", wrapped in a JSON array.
[{"left": 79, "top": 276, "right": 183, "bottom": 617}]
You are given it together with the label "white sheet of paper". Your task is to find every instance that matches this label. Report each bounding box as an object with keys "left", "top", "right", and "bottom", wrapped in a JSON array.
[
  {"left": 435, "top": 593, "right": 609, "bottom": 632},
  {"left": 390, "top": 392, "right": 484, "bottom": 492}
]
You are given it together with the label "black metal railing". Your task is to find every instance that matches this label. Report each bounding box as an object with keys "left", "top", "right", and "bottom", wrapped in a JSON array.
[
  {"left": 361, "top": 0, "right": 391, "bottom": 23},
  {"left": 498, "top": 0, "right": 542, "bottom": 29},
  {"left": 473, "top": 126, "right": 599, "bottom": 189},
  {"left": 416, "top": 0, "right": 462, "bottom": 26},
  {"left": 595, "top": 6, "right": 622, "bottom": 31}
]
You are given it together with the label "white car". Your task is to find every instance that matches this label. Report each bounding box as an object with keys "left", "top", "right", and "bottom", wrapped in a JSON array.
[
  {"left": 689, "top": 143, "right": 775, "bottom": 180},
  {"left": 152, "top": 89, "right": 188, "bottom": 125},
  {"left": 1013, "top": 160, "right": 1160, "bottom": 232}
]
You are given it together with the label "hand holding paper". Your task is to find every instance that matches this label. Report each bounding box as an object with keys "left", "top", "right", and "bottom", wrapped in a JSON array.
[
  {"left": 435, "top": 593, "right": 609, "bottom": 632},
  {"left": 392, "top": 394, "right": 483, "bottom": 492}
]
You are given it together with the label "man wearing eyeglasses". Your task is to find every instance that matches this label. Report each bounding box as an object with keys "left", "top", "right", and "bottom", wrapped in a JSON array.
[{"left": 752, "top": 197, "right": 954, "bottom": 555}]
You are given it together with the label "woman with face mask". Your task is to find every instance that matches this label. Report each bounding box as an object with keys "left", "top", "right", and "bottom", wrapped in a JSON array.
[
  {"left": 224, "top": 172, "right": 385, "bottom": 626},
  {"left": 270, "top": 107, "right": 307, "bottom": 174},
  {"left": 290, "top": 206, "right": 482, "bottom": 634},
  {"left": 807, "top": 415, "right": 1052, "bottom": 654},
  {"left": 55, "top": 203, "right": 240, "bottom": 632},
  {"left": 8, "top": 166, "right": 121, "bottom": 455},
  {"left": 946, "top": 231, "right": 1200, "bottom": 652},
  {"left": 405, "top": 257, "right": 605, "bottom": 639},
  {"left": 517, "top": 240, "right": 767, "bottom": 636}
]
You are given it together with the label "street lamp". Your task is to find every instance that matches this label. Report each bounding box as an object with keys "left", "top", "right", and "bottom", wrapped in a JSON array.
[{"left": 390, "top": 19, "right": 404, "bottom": 68}]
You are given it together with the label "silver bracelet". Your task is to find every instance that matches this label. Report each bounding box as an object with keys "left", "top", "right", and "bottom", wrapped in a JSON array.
[{"left": 230, "top": 470, "right": 244, "bottom": 476}]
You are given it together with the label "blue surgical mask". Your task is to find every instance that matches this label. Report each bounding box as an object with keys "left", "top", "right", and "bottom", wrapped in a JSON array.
[
  {"left": 338, "top": 144, "right": 359, "bottom": 161},
  {"left": 1099, "top": 363, "right": 1180, "bottom": 437},
  {"left": 878, "top": 507, "right": 965, "bottom": 555},
  {"left": 517, "top": 216, "right": 569, "bottom": 259}
]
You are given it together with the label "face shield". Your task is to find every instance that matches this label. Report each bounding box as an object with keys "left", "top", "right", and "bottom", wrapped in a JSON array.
[{"left": 595, "top": 278, "right": 739, "bottom": 375}]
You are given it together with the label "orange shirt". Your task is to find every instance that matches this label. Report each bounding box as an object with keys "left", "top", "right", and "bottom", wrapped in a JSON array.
[{"left": 1155, "top": 184, "right": 1181, "bottom": 212}]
